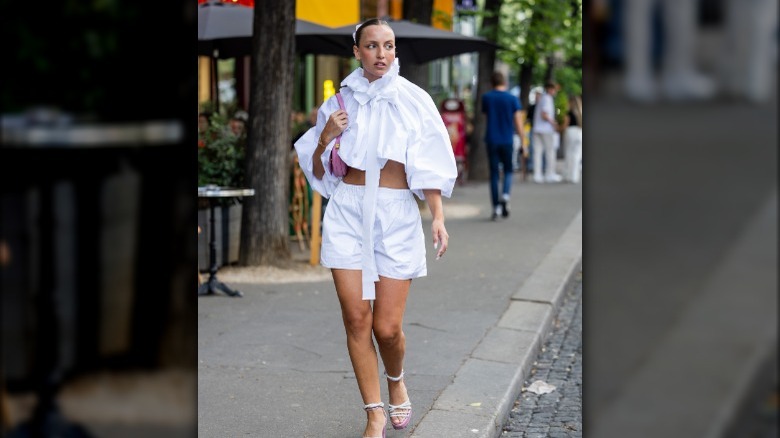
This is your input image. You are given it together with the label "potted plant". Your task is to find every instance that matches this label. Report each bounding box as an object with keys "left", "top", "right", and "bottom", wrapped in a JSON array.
[{"left": 197, "top": 106, "right": 246, "bottom": 269}]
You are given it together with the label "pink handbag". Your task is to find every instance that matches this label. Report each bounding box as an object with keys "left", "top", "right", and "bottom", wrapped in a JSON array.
[{"left": 328, "top": 92, "right": 348, "bottom": 177}]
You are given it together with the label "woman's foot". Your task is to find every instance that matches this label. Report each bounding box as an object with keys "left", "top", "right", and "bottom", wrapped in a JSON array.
[
  {"left": 385, "top": 371, "right": 412, "bottom": 430},
  {"left": 363, "top": 402, "right": 386, "bottom": 438}
]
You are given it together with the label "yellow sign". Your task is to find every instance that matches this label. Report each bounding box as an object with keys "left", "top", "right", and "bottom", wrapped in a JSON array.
[
  {"left": 390, "top": 0, "right": 403, "bottom": 19},
  {"left": 296, "top": 0, "right": 359, "bottom": 27},
  {"left": 432, "top": 0, "right": 454, "bottom": 30},
  {"left": 387, "top": 0, "right": 453, "bottom": 28}
]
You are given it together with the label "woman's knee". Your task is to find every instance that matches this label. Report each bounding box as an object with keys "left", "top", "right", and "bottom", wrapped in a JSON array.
[
  {"left": 373, "top": 322, "right": 404, "bottom": 346},
  {"left": 342, "top": 309, "right": 373, "bottom": 338}
]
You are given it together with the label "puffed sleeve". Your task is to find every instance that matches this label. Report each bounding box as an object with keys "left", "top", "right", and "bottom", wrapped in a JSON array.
[
  {"left": 293, "top": 97, "right": 341, "bottom": 198},
  {"left": 402, "top": 84, "right": 458, "bottom": 200}
]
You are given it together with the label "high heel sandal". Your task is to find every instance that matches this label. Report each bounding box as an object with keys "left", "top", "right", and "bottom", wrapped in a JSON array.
[
  {"left": 385, "top": 370, "right": 413, "bottom": 430},
  {"left": 363, "top": 402, "right": 387, "bottom": 438}
]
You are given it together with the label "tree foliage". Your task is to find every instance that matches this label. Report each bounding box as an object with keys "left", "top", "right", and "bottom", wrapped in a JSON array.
[{"left": 495, "top": 0, "right": 582, "bottom": 98}]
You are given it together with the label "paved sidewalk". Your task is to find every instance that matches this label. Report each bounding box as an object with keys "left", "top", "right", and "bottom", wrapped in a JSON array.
[{"left": 198, "top": 170, "right": 582, "bottom": 438}]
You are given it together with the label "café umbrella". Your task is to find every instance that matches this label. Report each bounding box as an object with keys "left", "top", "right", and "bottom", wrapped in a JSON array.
[
  {"left": 198, "top": 1, "right": 352, "bottom": 109},
  {"left": 198, "top": 1, "right": 352, "bottom": 59},
  {"left": 199, "top": 4, "right": 499, "bottom": 63}
]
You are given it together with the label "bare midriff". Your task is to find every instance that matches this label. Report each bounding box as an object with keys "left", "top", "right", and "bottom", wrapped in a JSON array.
[{"left": 342, "top": 159, "right": 409, "bottom": 189}]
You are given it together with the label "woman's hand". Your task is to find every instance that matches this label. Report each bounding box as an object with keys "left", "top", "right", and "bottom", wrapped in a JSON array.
[
  {"left": 322, "top": 109, "right": 348, "bottom": 144},
  {"left": 313, "top": 108, "right": 349, "bottom": 179},
  {"left": 423, "top": 189, "right": 448, "bottom": 260},
  {"left": 431, "top": 219, "right": 449, "bottom": 260}
]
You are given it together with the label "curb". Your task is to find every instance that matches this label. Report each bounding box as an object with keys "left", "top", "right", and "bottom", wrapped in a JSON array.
[{"left": 411, "top": 210, "right": 582, "bottom": 438}]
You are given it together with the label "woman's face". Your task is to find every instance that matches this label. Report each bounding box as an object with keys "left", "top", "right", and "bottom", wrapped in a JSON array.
[{"left": 353, "top": 24, "right": 396, "bottom": 83}]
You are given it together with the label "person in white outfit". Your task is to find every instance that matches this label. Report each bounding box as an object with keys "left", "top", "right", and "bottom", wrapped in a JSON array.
[
  {"left": 531, "top": 82, "right": 561, "bottom": 183},
  {"left": 623, "top": 0, "right": 717, "bottom": 102},
  {"left": 294, "top": 19, "right": 457, "bottom": 438},
  {"left": 720, "top": 0, "right": 778, "bottom": 103},
  {"left": 562, "top": 95, "right": 583, "bottom": 183}
]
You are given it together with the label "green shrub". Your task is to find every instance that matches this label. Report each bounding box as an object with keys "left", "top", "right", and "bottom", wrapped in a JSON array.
[{"left": 198, "top": 112, "right": 245, "bottom": 188}]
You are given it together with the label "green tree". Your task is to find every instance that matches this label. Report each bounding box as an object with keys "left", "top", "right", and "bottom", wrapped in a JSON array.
[{"left": 498, "top": 0, "right": 582, "bottom": 108}]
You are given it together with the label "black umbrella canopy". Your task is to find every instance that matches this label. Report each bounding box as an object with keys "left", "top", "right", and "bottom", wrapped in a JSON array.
[
  {"left": 295, "top": 19, "right": 354, "bottom": 58},
  {"left": 335, "top": 19, "right": 501, "bottom": 64},
  {"left": 197, "top": 2, "right": 352, "bottom": 59}
]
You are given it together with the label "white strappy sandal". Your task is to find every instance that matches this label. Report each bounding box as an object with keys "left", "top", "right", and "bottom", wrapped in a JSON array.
[
  {"left": 363, "top": 402, "right": 387, "bottom": 438},
  {"left": 385, "top": 370, "right": 413, "bottom": 430}
]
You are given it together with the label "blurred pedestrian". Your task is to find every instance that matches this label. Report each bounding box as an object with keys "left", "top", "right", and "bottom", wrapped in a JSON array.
[
  {"left": 228, "top": 110, "right": 248, "bottom": 138},
  {"left": 562, "top": 95, "right": 583, "bottom": 183},
  {"left": 525, "top": 88, "right": 543, "bottom": 174},
  {"left": 481, "top": 71, "right": 525, "bottom": 220},
  {"left": 292, "top": 105, "right": 319, "bottom": 147},
  {"left": 622, "top": 0, "right": 716, "bottom": 102},
  {"left": 720, "top": 0, "right": 778, "bottom": 102},
  {"left": 531, "top": 82, "right": 562, "bottom": 183},
  {"left": 293, "top": 18, "right": 457, "bottom": 438}
]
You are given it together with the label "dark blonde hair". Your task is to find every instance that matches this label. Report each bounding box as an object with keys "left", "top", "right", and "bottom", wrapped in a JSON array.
[{"left": 353, "top": 18, "right": 392, "bottom": 46}]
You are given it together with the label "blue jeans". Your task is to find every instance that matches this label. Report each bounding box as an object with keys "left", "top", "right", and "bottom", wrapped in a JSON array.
[{"left": 487, "top": 143, "right": 514, "bottom": 207}]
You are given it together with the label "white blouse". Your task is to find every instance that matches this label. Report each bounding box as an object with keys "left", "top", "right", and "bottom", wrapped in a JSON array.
[{"left": 294, "top": 58, "right": 457, "bottom": 299}]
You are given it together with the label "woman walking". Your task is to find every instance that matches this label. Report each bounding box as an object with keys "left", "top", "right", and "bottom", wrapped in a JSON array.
[{"left": 294, "top": 18, "right": 457, "bottom": 438}]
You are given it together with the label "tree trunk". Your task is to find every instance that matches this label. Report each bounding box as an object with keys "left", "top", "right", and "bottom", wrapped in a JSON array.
[
  {"left": 239, "top": 0, "right": 295, "bottom": 267},
  {"left": 401, "top": 0, "right": 433, "bottom": 90},
  {"left": 469, "top": 0, "right": 502, "bottom": 181},
  {"left": 545, "top": 55, "right": 555, "bottom": 83}
]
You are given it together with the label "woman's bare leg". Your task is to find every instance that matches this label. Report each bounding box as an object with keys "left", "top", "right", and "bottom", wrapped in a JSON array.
[
  {"left": 332, "top": 269, "right": 385, "bottom": 437},
  {"left": 373, "top": 276, "right": 412, "bottom": 427}
]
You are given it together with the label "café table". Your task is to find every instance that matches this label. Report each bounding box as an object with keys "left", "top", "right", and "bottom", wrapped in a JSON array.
[{"left": 198, "top": 185, "right": 255, "bottom": 297}]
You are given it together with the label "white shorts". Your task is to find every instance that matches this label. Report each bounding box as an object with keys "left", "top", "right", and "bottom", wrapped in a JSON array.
[{"left": 320, "top": 182, "right": 427, "bottom": 280}]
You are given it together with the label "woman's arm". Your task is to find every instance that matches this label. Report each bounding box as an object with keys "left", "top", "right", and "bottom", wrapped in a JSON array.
[
  {"left": 312, "top": 137, "right": 327, "bottom": 180},
  {"left": 313, "top": 107, "right": 349, "bottom": 180},
  {"left": 423, "top": 189, "right": 448, "bottom": 259},
  {"left": 541, "top": 97, "right": 560, "bottom": 131}
]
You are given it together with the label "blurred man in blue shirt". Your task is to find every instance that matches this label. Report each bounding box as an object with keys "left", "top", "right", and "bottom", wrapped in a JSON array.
[{"left": 482, "top": 71, "right": 526, "bottom": 220}]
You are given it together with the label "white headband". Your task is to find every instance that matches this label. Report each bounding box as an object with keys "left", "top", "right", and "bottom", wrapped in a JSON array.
[{"left": 352, "top": 23, "right": 361, "bottom": 44}]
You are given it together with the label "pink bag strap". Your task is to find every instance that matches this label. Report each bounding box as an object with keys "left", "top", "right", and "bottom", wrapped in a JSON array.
[{"left": 335, "top": 92, "right": 345, "bottom": 146}]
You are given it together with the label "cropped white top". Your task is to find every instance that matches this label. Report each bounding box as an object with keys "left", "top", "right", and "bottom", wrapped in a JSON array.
[{"left": 294, "top": 58, "right": 457, "bottom": 299}]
